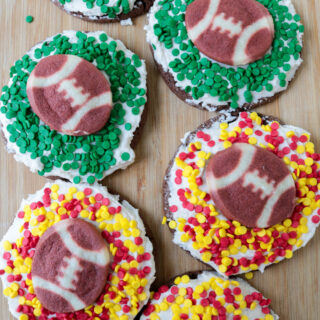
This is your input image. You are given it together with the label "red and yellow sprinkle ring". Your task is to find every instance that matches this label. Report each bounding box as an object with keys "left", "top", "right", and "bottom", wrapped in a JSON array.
[
  {"left": 141, "top": 271, "right": 278, "bottom": 320},
  {"left": 0, "top": 181, "right": 155, "bottom": 320},
  {"left": 163, "top": 112, "right": 320, "bottom": 277}
]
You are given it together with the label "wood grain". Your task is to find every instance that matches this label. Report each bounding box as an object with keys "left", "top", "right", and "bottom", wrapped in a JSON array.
[{"left": 0, "top": 0, "right": 319, "bottom": 319}]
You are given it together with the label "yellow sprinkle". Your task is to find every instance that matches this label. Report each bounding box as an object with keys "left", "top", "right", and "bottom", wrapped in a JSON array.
[
  {"left": 3, "top": 240, "right": 12, "bottom": 251},
  {"left": 169, "top": 220, "right": 177, "bottom": 229},
  {"left": 161, "top": 217, "right": 167, "bottom": 224},
  {"left": 285, "top": 250, "right": 293, "bottom": 259},
  {"left": 220, "top": 123, "right": 229, "bottom": 129},
  {"left": 219, "top": 265, "right": 227, "bottom": 273},
  {"left": 223, "top": 141, "right": 232, "bottom": 149},
  {"left": 286, "top": 131, "right": 295, "bottom": 138},
  {"left": 19, "top": 315, "right": 29, "bottom": 320},
  {"left": 265, "top": 315, "right": 274, "bottom": 320},
  {"left": 248, "top": 137, "right": 257, "bottom": 145},
  {"left": 296, "top": 145, "right": 305, "bottom": 154},
  {"left": 202, "top": 252, "right": 212, "bottom": 262},
  {"left": 181, "top": 275, "right": 190, "bottom": 284},
  {"left": 51, "top": 184, "right": 59, "bottom": 192},
  {"left": 244, "top": 128, "right": 253, "bottom": 136},
  {"left": 245, "top": 272, "right": 253, "bottom": 280}
]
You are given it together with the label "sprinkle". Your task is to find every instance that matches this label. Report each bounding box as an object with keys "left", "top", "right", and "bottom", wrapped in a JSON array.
[{"left": 26, "top": 16, "right": 33, "bottom": 23}]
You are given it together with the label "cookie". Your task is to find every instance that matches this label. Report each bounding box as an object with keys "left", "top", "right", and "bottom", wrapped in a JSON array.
[
  {"left": 0, "top": 181, "right": 155, "bottom": 320},
  {"left": 51, "top": 0, "right": 154, "bottom": 23},
  {"left": 32, "top": 219, "right": 111, "bottom": 313},
  {"left": 206, "top": 143, "right": 296, "bottom": 228},
  {"left": 0, "top": 31, "right": 147, "bottom": 184},
  {"left": 185, "top": 0, "right": 274, "bottom": 66},
  {"left": 141, "top": 271, "right": 279, "bottom": 320},
  {"left": 163, "top": 111, "right": 320, "bottom": 276},
  {"left": 27, "top": 54, "right": 113, "bottom": 136},
  {"left": 146, "top": 0, "right": 304, "bottom": 111}
]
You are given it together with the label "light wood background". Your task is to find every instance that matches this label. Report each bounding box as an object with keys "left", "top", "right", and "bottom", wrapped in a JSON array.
[{"left": 0, "top": 0, "right": 319, "bottom": 319}]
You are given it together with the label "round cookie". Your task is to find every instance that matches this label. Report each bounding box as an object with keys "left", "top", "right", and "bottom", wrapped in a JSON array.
[
  {"left": 206, "top": 143, "right": 296, "bottom": 228},
  {"left": 0, "top": 31, "right": 147, "bottom": 184},
  {"left": 27, "top": 54, "right": 113, "bottom": 136},
  {"left": 0, "top": 181, "right": 155, "bottom": 320},
  {"left": 163, "top": 111, "right": 320, "bottom": 276},
  {"left": 146, "top": 0, "right": 304, "bottom": 111},
  {"left": 51, "top": 0, "right": 154, "bottom": 23},
  {"left": 32, "top": 219, "right": 111, "bottom": 313},
  {"left": 185, "top": 0, "right": 274, "bottom": 66},
  {"left": 141, "top": 271, "right": 279, "bottom": 320}
]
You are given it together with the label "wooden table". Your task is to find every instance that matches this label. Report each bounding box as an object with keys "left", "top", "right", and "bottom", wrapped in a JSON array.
[{"left": 0, "top": 0, "right": 319, "bottom": 319}]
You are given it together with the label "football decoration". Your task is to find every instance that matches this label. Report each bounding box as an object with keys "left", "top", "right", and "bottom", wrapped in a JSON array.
[
  {"left": 205, "top": 143, "right": 296, "bottom": 228},
  {"left": 31, "top": 218, "right": 111, "bottom": 313},
  {"left": 185, "top": 0, "right": 274, "bottom": 66},
  {"left": 27, "top": 54, "right": 113, "bottom": 136}
]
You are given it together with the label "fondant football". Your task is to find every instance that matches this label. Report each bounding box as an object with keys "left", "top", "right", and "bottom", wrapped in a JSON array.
[
  {"left": 27, "top": 54, "right": 113, "bottom": 136},
  {"left": 31, "top": 218, "right": 111, "bottom": 313},
  {"left": 205, "top": 143, "right": 296, "bottom": 228},
  {"left": 185, "top": 0, "right": 274, "bottom": 66}
]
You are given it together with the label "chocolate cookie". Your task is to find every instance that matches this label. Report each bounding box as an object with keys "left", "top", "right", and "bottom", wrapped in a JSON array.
[
  {"left": 163, "top": 111, "right": 320, "bottom": 276},
  {"left": 0, "top": 181, "right": 155, "bottom": 320},
  {"left": 0, "top": 31, "right": 147, "bottom": 184},
  {"left": 146, "top": 0, "right": 304, "bottom": 111},
  {"left": 140, "top": 270, "right": 279, "bottom": 320},
  {"left": 51, "top": 0, "right": 154, "bottom": 23}
]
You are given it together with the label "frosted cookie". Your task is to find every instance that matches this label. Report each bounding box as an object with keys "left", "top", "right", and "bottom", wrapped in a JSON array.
[
  {"left": 0, "top": 181, "right": 155, "bottom": 319},
  {"left": 141, "top": 271, "right": 279, "bottom": 320},
  {"left": 51, "top": 0, "right": 154, "bottom": 23},
  {"left": 146, "top": 0, "right": 304, "bottom": 111},
  {"left": 163, "top": 111, "right": 320, "bottom": 276},
  {"left": 0, "top": 31, "right": 147, "bottom": 184}
]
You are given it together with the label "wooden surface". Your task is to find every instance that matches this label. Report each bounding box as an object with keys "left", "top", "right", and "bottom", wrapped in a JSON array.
[{"left": 0, "top": 0, "right": 319, "bottom": 319}]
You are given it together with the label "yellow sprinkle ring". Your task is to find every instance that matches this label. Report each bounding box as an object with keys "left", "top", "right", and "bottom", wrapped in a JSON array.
[
  {"left": 141, "top": 272, "right": 276, "bottom": 320},
  {"left": 0, "top": 183, "right": 154, "bottom": 320},
  {"left": 167, "top": 112, "right": 320, "bottom": 276}
]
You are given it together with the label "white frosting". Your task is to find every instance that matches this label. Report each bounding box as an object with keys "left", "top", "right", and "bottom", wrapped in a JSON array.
[
  {"left": 165, "top": 115, "right": 320, "bottom": 276},
  {"left": 0, "top": 31, "right": 147, "bottom": 182},
  {"left": 0, "top": 181, "right": 156, "bottom": 320},
  {"left": 120, "top": 18, "right": 133, "bottom": 26},
  {"left": 55, "top": 0, "right": 136, "bottom": 19},
  {"left": 145, "top": 0, "right": 303, "bottom": 111},
  {"left": 140, "top": 271, "right": 279, "bottom": 320}
]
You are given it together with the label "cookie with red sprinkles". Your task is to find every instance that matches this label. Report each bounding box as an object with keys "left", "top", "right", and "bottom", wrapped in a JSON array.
[
  {"left": 163, "top": 111, "right": 320, "bottom": 277},
  {"left": 140, "top": 271, "right": 279, "bottom": 320},
  {"left": 0, "top": 181, "right": 155, "bottom": 320}
]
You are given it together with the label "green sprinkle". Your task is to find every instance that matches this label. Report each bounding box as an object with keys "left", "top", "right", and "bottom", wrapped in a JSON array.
[
  {"left": 87, "top": 176, "right": 95, "bottom": 184},
  {"left": 26, "top": 16, "right": 33, "bottom": 23},
  {"left": 121, "top": 152, "right": 130, "bottom": 161}
]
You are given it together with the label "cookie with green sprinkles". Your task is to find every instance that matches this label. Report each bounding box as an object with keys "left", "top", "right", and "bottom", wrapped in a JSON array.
[
  {"left": 145, "top": 0, "right": 304, "bottom": 112},
  {"left": 51, "top": 0, "right": 154, "bottom": 23},
  {"left": 0, "top": 31, "right": 147, "bottom": 185}
]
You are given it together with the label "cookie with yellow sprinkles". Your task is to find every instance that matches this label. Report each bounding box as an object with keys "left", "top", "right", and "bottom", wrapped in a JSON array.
[
  {"left": 140, "top": 271, "right": 279, "bottom": 320},
  {"left": 0, "top": 181, "right": 155, "bottom": 320},
  {"left": 163, "top": 111, "right": 320, "bottom": 277}
]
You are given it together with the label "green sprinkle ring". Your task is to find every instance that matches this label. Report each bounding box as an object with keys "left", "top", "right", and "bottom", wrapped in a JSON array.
[
  {"left": 0, "top": 31, "right": 147, "bottom": 184},
  {"left": 146, "top": 0, "right": 304, "bottom": 112}
]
